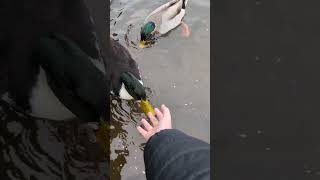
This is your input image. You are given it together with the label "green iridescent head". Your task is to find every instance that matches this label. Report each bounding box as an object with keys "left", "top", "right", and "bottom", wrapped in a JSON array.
[{"left": 140, "top": 21, "right": 156, "bottom": 43}]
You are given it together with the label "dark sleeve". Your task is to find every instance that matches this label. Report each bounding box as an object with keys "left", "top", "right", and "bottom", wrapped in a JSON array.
[{"left": 144, "top": 129, "right": 210, "bottom": 180}]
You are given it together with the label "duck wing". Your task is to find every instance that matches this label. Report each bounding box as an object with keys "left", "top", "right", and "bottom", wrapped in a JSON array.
[
  {"left": 144, "top": 0, "right": 180, "bottom": 24},
  {"left": 34, "top": 34, "right": 108, "bottom": 122},
  {"left": 158, "top": 0, "right": 186, "bottom": 34},
  {"left": 161, "top": 0, "right": 184, "bottom": 21},
  {"left": 1, "top": 0, "right": 102, "bottom": 113}
]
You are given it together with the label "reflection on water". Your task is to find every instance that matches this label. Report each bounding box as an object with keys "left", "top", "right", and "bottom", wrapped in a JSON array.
[
  {"left": 109, "top": 88, "right": 152, "bottom": 179},
  {"left": 0, "top": 100, "right": 108, "bottom": 180},
  {"left": 0, "top": 85, "right": 151, "bottom": 180}
]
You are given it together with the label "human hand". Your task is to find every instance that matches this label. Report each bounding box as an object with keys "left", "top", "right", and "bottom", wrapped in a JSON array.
[{"left": 137, "top": 104, "right": 172, "bottom": 141}]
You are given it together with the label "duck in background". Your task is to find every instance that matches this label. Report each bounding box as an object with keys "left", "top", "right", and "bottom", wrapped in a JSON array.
[{"left": 140, "top": 0, "right": 190, "bottom": 48}]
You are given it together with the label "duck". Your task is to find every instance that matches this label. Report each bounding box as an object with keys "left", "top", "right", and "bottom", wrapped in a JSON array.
[
  {"left": 140, "top": 0, "right": 190, "bottom": 48},
  {"left": 2, "top": 34, "right": 151, "bottom": 123}
]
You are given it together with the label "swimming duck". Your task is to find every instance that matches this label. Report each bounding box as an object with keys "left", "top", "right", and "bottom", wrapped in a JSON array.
[
  {"left": 3, "top": 34, "right": 152, "bottom": 122},
  {"left": 140, "top": 0, "right": 190, "bottom": 48}
]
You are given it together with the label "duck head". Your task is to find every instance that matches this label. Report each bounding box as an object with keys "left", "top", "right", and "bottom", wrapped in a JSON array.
[
  {"left": 118, "top": 72, "right": 155, "bottom": 116},
  {"left": 140, "top": 21, "right": 156, "bottom": 48},
  {"left": 119, "top": 72, "right": 146, "bottom": 100}
]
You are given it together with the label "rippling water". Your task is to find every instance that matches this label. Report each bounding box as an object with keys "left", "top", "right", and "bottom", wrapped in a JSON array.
[
  {"left": 0, "top": 100, "right": 109, "bottom": 180},
  {"left": 110, "top": 0, "right": 210, "bottom": 179}
]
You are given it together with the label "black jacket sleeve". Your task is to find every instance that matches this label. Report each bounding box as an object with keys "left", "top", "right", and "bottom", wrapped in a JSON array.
[{"left": 144, "top": 129, "right": 210, "bottom": 180}]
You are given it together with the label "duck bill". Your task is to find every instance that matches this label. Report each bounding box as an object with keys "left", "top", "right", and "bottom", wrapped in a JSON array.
[
  {"left": 139, "top": 40, "right": 146, "bottom": 48},
  {"left": 140, "top": 99, "right": 155, "bottom": 116}
]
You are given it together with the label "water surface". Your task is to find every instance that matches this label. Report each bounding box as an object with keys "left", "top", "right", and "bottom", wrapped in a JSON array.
[{"left": 110, "top": 0, "right": 210, "bottom": 179}]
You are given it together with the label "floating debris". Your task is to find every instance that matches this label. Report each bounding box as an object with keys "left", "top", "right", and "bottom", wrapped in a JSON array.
[
  {"left": 124, "top": 24, "right": 134, "bottom": 47},
  {"left": 117, "top": 11, "right": 123, "bottom": 18}
]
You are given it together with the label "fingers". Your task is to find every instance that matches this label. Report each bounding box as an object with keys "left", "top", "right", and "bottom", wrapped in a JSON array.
[
  {"left": 137, "top": 104, "right": 172, "bottom": 140},
  {"left": 161, "top": 104, "right": 171, "bottom": 118},
  {"left": 148, "top": 112, "right": 158, "bottom": 127},
  {"left": 141, "top": 118, "right": 153, "bottom": 131},
  {"left": 155, "top": 108, "right": 164, "bottom": 119},
  {"left": 137, "top": 126, "right": 147, "bottom": 137}
]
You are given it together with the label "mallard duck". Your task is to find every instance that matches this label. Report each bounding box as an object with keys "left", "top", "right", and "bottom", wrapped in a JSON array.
[
  {"left": 2, "top": 34, "right": 153, "bottom": 122},
  {"left": 140, "top": 0, "right": 190, "bottom": 48}
]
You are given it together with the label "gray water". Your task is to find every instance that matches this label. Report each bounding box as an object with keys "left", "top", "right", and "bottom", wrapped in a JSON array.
[{"left": 110, "top": 0, "right": 210, "bottom": 179}]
